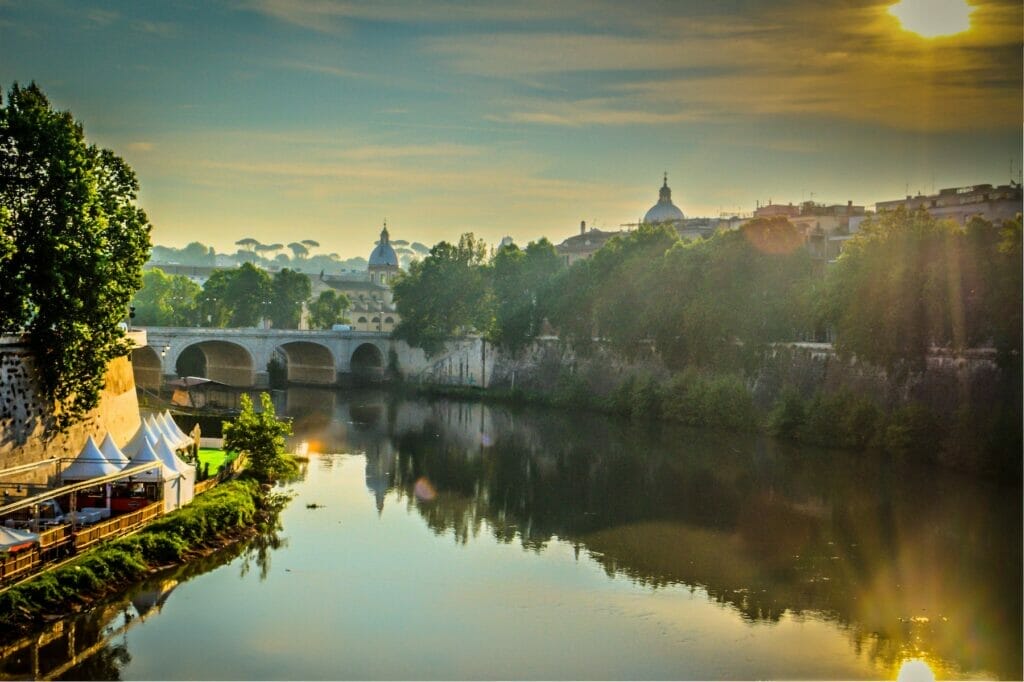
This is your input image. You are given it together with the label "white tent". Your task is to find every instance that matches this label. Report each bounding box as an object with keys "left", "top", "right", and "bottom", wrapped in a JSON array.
[
  {"left": 61, "top": 436, "right": 123, "bottom": 483},
  {"left": 126, "top": 439, "right": 180, "bottom": 512},
  {"left": 161, "top": 411, "right": 192, "bottom": 445},
  {"left": 148, "top": 414, "right": 189, "bottom": 451},
  {"left": 99, "top": 432, "right": 131, "bottom": 469},
  {"left": 0, "top": 526, "right": 38, "bottom": 553},
  {"left": 154, "top": 435, "right": 195, "bottom": 509},
  {"left": 122, "top": 420, "right": 162, "bottom": 459}
]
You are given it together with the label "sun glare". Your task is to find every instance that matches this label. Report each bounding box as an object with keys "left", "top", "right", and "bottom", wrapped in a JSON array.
[
  {"left": 890, "top": 0, "right": 974, "bottom": 38},
  {"left": 896, "top": 658, "right": 937, "bottom": 682}
]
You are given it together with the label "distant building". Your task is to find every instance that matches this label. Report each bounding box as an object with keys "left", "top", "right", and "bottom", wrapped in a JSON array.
[
  {"left": 555, "top": 175, "right": 741, "bottom": 265},
  {"left": 310, "top": 223, "right": 402, "bottom": 333},
  {"left": 754, "top": 199, "right": 866, "bottom": 262},
  {"left": 644, "top": 173, "right": 686, "bottom": 226},
  {"left": 555, "top": 221, "right": 624, "bottom": 266},
  {"left": 875, "top": 182, "right": 1022, "bottom": 226},
  {"left": 368, "top": 223, "right": 400, "bottom": 286}
]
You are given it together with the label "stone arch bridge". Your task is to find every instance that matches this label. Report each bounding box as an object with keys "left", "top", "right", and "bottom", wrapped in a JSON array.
[{"left": 133, "top": 327, "right": 430, "bottom": 389}]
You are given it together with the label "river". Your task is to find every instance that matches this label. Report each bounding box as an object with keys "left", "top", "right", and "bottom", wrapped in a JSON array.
[{"left": 2, "top": 388, "right": 1020, "bottom": 680}]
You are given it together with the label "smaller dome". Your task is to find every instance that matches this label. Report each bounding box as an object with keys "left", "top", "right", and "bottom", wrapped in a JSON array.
[
  {"left": 643, "top": 173, "right": 685, "bottom": 225},
  {"left": 368, "top": 223, "right": 399, "bottom": 268}
]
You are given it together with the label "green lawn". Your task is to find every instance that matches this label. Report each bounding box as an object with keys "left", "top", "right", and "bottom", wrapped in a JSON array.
[{"left": 197, "top": 448, "right": 237, "bottom": 473}]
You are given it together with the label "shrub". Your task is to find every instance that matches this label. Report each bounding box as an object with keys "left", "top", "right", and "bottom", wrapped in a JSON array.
[
  {"left": 882, "top": 404, "right": 942, "bottom": 460},
  {"left": 768, "top": 388, "right": 805, "bottom": 439}
]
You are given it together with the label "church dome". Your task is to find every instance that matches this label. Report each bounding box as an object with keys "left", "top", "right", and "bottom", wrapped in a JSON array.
[
  {"left": 643, "top": 174, "right": 685, "bottom": 224},
  {"left": 368, "top": 223, "right": 399, "bottom": 268}
]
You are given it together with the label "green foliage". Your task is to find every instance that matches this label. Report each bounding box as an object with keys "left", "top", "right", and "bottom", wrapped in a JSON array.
[
  {"left": 393, "top": 233, "right": 491, "bottom": 356},
  {"left": 650, "top": 218, "right": 814, "bottom": 370},
  {"left": 882, "top": 404, "right": 942, "bottom": 459},
  {"left": 308, "top": 289, "right": 350, "bottom": 329},
  {"left": 489, "top": 238, "right": 564, "bottom": 353},
  {"left": 133, "top": 267, "right": 201, "bottom": 326},
  {"left": 0, "top": 480, "right": 265, "bottom": 629},
  {"left": 661, "top": 370, "right": 756, "bottom": 430},
  {"left": 222, "top": 393, "right": 293, "bottom": 481},
  {"left": 0, "top": 83, "right": 151, "bottom": 427},
  {"left": 591, "top": 224, "right": 679, "bottom": 357},
  {"left": 199, "top": 262, "right": 272, "bottom": 327},
  {"left": 268, "top": 268, "right": 311, "bottom": 329},
  {"left": 822, "top": 209, "right": 1023, "bottom": 370}
]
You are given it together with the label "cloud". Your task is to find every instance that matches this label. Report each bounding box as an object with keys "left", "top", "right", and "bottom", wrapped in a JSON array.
[
  {"left": 242, "top": 0, "right": 579, "bottom": 34},
  {"left": 127, "top": 141, "right": 156, "bottom": 152},
  {"left": 278, "top": 59, "right": 367, "bottom": 79},
  {"left": 424, "top": 1, "right": 1022, "bottom": 131}
]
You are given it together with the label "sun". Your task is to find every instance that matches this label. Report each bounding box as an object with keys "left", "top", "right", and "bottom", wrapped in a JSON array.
[{"left": 889, "top": 0, "right": 974, "bottom": 38}]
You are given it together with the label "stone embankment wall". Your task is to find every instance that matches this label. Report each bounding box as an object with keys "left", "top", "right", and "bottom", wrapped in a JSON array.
[
  {"left": 413, "top": 335, "right": 1006, "bottom": 420},
  {"left": 0, "top": 337, "right": 142, "bottom": 472}
]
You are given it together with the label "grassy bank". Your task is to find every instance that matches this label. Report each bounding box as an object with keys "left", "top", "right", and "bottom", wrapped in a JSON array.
[
  {"left": 0, "top": 479, "right": 286, "bottom": 633},
  {"left": 409, "top": 367, "right": 1021, "bottom": 476}
]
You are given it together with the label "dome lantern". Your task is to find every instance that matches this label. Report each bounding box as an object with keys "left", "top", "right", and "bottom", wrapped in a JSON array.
[{"left": 643, "top": 173, "right": 685, "bottom": 225}]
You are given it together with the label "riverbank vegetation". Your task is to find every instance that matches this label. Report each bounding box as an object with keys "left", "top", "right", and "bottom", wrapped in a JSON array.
[
  {"left": 223, "top": 393, "right": 298, "bottom": 482},
  {"left": 0, "top": 479, "right": 286, "bottom": 634},
  {"left": 395, "top": 210, "right": 1022, "bottom": 474}
]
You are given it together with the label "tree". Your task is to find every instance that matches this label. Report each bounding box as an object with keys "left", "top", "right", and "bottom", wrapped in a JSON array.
[
  {"left": 0, "top": 83, "right": 151, "bottom": 427},
  {"left": 287, "top": 241, "right": 309, "bottom": 260},
  {"left": 179, "top": 241, "right": 215, "bottom": 266},
  {"left": 308, "top": 290, "right": 350, "bottom": 329},
  {"left": 393, "top": 233, "right": 491, "bottom": 356},
  {"left": 222, "top": 392, "right": 293, "bottom": 481},
  {"left": 269, "top": 268, "right": 311, "bottom": 329},
  {"left": 133, "top": 268, "right": 201, "bottom": 326},
  {"left": 649, "top": 217, "right": 813, "bottom": 370},
  {"left": 489, "top": 238, "right": 564, "bottom": 352},
  {"left": 235, "top": 237, "right": 259, "bottom": 252},
  {"left": 821, "top": 209, "right": 967, "bottom": 370},
  {"left": 224, "top": 262, "right": 272, "bottom": 327},
  {"left": 199, "top": 269, "right": 233, "bottom": 327}
]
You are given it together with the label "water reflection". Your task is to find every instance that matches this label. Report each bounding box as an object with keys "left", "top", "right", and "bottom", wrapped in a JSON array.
[
  {"left": 0, "top": 503, "right": 288, "bottom": 681},
  {"left": 285, "top": 389, "right": 1022, "bottom": 680},
  {"left": 1, "top": 389, "right": 1018, "bottom": 680}
]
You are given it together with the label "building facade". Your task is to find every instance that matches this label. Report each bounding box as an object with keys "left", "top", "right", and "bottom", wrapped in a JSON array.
[{"left": 875, "top": 182, "right": 1022, "bottom": 225}]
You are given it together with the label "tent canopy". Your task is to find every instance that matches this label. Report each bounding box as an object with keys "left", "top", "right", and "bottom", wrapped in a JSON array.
[
  {"left": 61, "top": 436, "right": 122, "bottom": 482},
  {"left": 99, "top": 432, "right": 131, "bottom": 468},
  {"left": 0, "top": 526, "right": 39, "bottom": 553}
]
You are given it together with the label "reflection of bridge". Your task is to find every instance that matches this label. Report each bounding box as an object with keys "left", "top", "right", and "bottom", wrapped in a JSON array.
[{"left": 133, "top": 327, "right": 422, "bottom": 388}]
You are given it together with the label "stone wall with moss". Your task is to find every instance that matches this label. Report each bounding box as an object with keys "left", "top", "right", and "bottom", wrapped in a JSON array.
[{"left": 0, "top": 338, "right": 142, "bottom": 471}]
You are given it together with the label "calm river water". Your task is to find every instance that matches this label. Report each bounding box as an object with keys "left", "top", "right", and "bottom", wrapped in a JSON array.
[{"left": 2, "top": 388, "right": 1021, "bottom": 680}]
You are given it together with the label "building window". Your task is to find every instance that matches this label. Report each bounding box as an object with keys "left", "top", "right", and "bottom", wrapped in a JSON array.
[
  {"left": 358, "top": 317, "right": 367, "bottom": 323},
  {"left": 385, "top": 317, "right": 394, "bottom": 324}
]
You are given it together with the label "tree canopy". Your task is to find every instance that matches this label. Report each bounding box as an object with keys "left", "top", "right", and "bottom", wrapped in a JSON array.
[
  {"left": 269, "top": 268, "right": 311, "bottom": 329},
  {"left": 133, "top": 268, "right": 201, "bottom": 326},
  {"left": 0, "top": 82, "right": 151, "bottom": 426},
  {"left": 223, "top": 392, "right": 294, "bottom": 481},
  {"left": 392, "top": 233, "right": 491, "bottom": 356},
  {"left": 308, "top": 290, "right": 351, "bottom": 330},
  {"left": 821, "top": 208, "right": 1022, "bottom": 370}
]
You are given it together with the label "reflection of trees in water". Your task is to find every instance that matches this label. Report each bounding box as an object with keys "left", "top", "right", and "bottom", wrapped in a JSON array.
[
  {"left": 239, "top": 493, "right": 291, "bottom": 581},
  {"left": 378, "top": 399, "right": 1021, "bottom": 680},
  {"left": 8, "top": 494, "right": 294, "bottom": 681}
]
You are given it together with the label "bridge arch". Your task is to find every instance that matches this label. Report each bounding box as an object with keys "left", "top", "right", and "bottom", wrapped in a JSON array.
[
  {"left": 351, "top": 343, "right": 385, "bottom": 383},
  {"left": 131, "top": 346, "right": 162, "bottom": 391},
  {"left": 274, "top": 341, "right": 336, "bottom": 386},
  {"left": 175, "top": 341, "right": 256, "bottom": 387}
]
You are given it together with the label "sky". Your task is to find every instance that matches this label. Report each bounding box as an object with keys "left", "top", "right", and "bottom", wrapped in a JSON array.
[{"left": 1, "top": 0, "right": 1021, "bottom": 259}]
